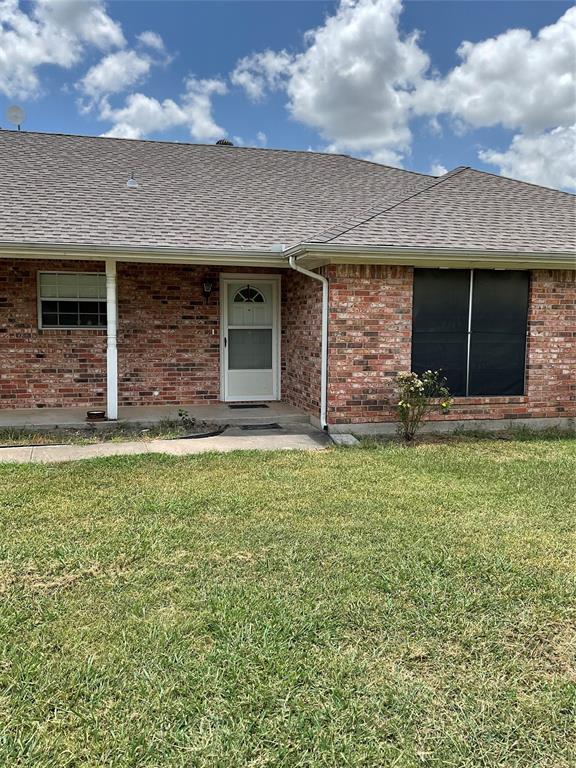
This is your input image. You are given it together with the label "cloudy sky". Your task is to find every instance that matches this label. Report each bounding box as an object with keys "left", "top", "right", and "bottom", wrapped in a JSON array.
[{"left": 0, "top": 0, "right": 574, "bottom": 190}]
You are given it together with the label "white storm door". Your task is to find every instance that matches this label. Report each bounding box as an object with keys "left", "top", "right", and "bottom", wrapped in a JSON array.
[{"left": 222, "top": 277, "right": 280, "bottom": 401}]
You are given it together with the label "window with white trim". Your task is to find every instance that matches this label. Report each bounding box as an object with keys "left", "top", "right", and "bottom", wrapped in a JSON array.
[
  {"left": 411, "top": 269, "right": 529, "bottom": 396},
  {"left": 38, "top": 272, "right": 107, "bottom": 329}
]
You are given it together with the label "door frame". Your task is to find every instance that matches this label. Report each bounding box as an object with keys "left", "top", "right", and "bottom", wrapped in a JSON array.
[{"left": 219, "top": 273, "right": 281, "bottom": 402}]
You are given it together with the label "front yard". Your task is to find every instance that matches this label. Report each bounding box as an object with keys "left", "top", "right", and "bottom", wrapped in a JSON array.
[{"left": 1, "top": 437, "right": 575, "bottom": 767}]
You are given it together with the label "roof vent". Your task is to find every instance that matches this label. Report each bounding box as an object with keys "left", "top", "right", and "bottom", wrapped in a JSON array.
[
  {"left": 215, "top": 139, "right": 233, "bottom": 146},
  {"left": 126, "top": 171, "right": 138, "bottom": 189}
]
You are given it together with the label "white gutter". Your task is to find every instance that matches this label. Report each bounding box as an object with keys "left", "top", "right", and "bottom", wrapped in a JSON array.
[
  {"left": 288, "top": 255, "right": 329, "bottom": 431},
  {"left": 283, "top": 242, "right": 576, "bottom": 269},
  {"left": 1, "top": 240, "right": 573, "bottom": 269},
  {"left": 105, "top": 259, "right": 118, "bottom": 421},
  {"left": 0, "top": 241, "right": 288, "bottom": 267}
]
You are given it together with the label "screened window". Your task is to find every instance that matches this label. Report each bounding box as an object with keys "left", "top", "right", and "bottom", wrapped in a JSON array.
[
  {"left": 412, "top": 269, "right": 529, "bottom": 397},
  {"left": 38, "top": 272, "right": 107, "bottom": 329}
]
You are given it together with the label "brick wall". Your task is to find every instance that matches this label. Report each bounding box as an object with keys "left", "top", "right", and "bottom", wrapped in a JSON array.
[
  {"left": 327, "top": 264, "right": 412, "bottom": 424},
  {"left": 326, "top": 264, "right": 576, "bottom": 425},
  {"left": 0, "top": 260, "right": 303, "bottom": 410},
  {"left": 117, "top": 263, "right": 220, "bottom": 405},
  {"left": 522, "top": 269, "right": 576, "bottom": 419},
  {"left": 0, "top": 259, "right": 107, "bottom": 408},
  {"left": 2, "top": 258, "right": 574, "bottom": 424},
  {"left": 282, "top": 270, "right": 322, "bottom": 417}
]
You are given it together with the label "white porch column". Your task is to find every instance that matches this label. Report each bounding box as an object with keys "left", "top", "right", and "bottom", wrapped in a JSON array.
[{"left": 105, "top": 259, "right": 118, "bottom": 420}]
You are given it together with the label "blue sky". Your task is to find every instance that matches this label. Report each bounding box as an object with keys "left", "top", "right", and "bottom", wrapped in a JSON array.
[{"left": 1, "top": 1, "right": 574, "bottom": 189}]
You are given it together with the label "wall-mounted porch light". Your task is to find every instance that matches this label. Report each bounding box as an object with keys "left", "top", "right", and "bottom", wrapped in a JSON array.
[{"left": 202, "top": 278, "right": 214, "bottom": 303}]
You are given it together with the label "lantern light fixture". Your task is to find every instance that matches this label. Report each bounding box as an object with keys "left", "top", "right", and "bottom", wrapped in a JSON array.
[{"left": 202, "top": 278, "right": 214, "bottom": 302}]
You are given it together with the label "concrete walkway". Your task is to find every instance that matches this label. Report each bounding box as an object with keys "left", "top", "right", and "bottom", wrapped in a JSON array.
[{"left": 0, "top": 425, "right": 331, "bottom": 464}]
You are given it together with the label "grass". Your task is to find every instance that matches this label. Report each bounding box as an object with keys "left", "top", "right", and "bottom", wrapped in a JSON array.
[
  {"left": 0, "top": 437, "right": 575, "bottom": 767},
  {"left": 0, "top": 419, "right": 219, "bottom": 447}
]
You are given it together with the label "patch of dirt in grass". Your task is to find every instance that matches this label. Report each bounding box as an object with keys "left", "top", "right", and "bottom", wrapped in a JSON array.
[
  {"left": 505, "top": 619, "right": 576, "bottom": 681},
  {"left": 0, "top": 558, "right": 133, "bottom": 594}
]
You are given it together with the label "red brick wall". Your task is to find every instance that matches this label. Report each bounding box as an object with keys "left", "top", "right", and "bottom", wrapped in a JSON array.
[
  {"left": 0, "top": 259, "right": 107, "bottom": 408},
  {"left": 2, "top": 258, "right": 574, "bottom": 425},
  {"left": 0, "top": 260, "right": 299, "bottom": 410},
  {"left": 326, "top": 265, "right": 576, "bottom": 425},
  {"left": 327, "top": 264, "right": 412, "bottom": 424},
  {"left": 117, "top": 263, "right": 220, "bottom": 405},
  {"left": 523, "top": 269, "right": 576, "bottom": 419},
  {"left": 282, "top": 270, "right": 322, "bottom": 417}
]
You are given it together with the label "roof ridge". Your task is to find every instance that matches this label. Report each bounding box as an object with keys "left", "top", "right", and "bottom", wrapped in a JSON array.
[
  {"left": 341, "top": 153, "right": 435, "bottom": 179},
  {"left": 0, "top": 129, "right": 368, "bottom": 173},
  {"left": 0, "top": 129, "right": 434, "bottom": 178},
  {"left": 0, "top": 128, "right": 351, "bottom": 160},
  {"left": 314, "top": 167, "right": 469, "bottom": 245},
  {"left": 460, "top": 165, "right": 576, "bottom": 198}
]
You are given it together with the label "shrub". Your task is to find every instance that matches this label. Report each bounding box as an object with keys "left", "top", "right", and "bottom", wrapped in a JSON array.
[{"left": 395, "top": 370, "right": 452, "bottom": 442}]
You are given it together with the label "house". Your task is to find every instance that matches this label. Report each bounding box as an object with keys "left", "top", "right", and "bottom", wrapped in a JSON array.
[{"left": 1, "top": 130, "right": 574, "bottom": 433}]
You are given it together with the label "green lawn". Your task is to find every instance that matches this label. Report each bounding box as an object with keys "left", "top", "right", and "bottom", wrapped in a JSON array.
[{"left": 1, "top": 438, "right": 575, "bottom": 767}]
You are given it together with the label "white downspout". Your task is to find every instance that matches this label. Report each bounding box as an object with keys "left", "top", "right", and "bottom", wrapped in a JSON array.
[
  {"left": 105, "top": 258, "right": 118, "bottom": 421},
  {"left": 288, "top": 255, "right": 328, "bottom": 430}
]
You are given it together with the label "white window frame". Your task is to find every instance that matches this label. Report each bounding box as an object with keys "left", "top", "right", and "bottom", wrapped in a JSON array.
[{"left": 37, "top": 271, "right": 107, "bottom": 330}]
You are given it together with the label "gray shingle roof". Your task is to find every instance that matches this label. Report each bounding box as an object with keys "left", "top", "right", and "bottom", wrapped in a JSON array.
[
  {"left": 0, "top": 130, "right": 574, "bottom": 255},
  {"left": 0, "top": 130, "right": 430, "bottom": 250},
  {"left": 324, "top": 167, "right": 576, "bottom": 254}
]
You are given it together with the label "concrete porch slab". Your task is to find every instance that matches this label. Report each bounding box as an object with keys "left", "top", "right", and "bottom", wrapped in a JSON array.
[{"left": 0, "top": 402, "right": 308, "bottom": 430}]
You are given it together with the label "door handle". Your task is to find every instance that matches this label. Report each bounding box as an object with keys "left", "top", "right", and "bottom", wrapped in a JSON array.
[{"left": 224, "top": 337, "right": 227, "bottom": 348}]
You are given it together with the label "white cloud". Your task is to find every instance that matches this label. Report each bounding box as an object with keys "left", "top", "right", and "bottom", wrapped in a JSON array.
[
  {"left": 230, "top": 0, "right": 575, "bottom": 187},
  {"left": 287, "top": 0, "right": 428, "bottom": 163},
  {"left": 231, "top": 132, "right": 267, "bottom": 148},
  {"left": 231, "top": 0, "right": 428, "bottom": 166},
  {"left": 414, "top": 7, "right": 576, "bottom": 133},
  {"left": 411, "top": 5, "right": 575, "bottom": 190},
  {"left": 430, "top": 163, "right": 448, "bottom": 177},
  {"left": 137, "top": 30, "right": 164, "bottom": 52},
  {"left": 79, "top": 49, "right": 151, "bottom": 99},
  {"left": 479, "top": 125, "right": 576, "bottom": 191},
  {"left": 35, "top": 0, "right": 124, "bottom": 49},
  {"left": 100, "top": 93, "right": 185, "bottom": 139},
  {"left": 231, "top": 49, "right": 293, "bottom": 101},
  {"left": 412, "top": 6, "right": 575, "bottom": 189},
  {"left": 181, "top": 76, "right": 227, "bottom": 141},
  {"left": 99, "top": 76, "right": 227, "bottom": 141},
  {"left": 0, "top": 0, "right": 124, "bottom": 98},
  {"left": 427, "top": 116, "right": 442, "bottom": 137}
]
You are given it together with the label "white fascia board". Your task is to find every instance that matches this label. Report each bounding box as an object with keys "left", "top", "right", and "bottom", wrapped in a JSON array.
[
  {"left": 2, "top": 240, "right": 574, "bottom": 270},
  {"left": 0, "top": 241, "right": 289, "bottom": 268},
  {"left": 286, "top": 243, "right": 576, "bottom": 271}
]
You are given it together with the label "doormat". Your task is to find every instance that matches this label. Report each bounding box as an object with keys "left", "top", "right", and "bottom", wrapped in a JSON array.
[
  {"left": 228, "top": 403, "right": 269, "bottom": 409},
  {"left": 239, "top": 423, "right": 282, "bottom": 431}
]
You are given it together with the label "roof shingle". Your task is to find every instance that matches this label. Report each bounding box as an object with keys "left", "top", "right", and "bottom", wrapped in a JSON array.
[
  {"left": 0, "top": 131, "right": 430, "bottom": 250},
  {"left": 326, "top": 167, "right": 576, "bottom": 254},
  {"left": 0, "top": 131, "right": 574, "bottom": 256}
]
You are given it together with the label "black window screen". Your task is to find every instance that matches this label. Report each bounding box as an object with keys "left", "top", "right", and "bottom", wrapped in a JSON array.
[
  {"left": 411, "top": 269, "right": 529, "bottom": 397},
  {"left": 412, "top": 269, "right": 470, "bottom": 396},
  {"left": 469, "top": 271, "right": 529, "bottom": 395}
]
